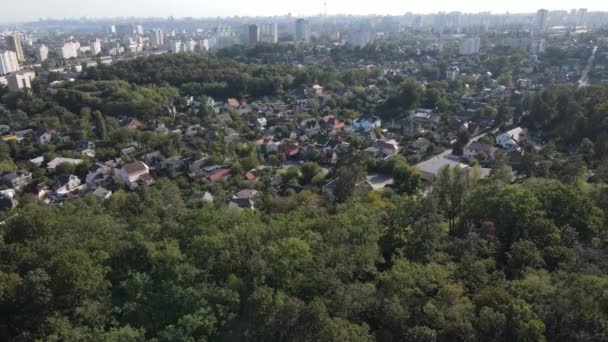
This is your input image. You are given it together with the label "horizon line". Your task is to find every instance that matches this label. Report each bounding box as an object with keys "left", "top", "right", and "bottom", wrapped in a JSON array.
[{"left": 2, "top": 8, "right": 607, "bottom": 25}]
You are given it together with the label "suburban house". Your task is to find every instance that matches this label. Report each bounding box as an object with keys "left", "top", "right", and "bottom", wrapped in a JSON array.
[
  {"left": 256, "top": 117, "right": 267, "bottom": 128},
  {"left": 92, "top": 187, "right": 113, "bottom": 200},
  {"left": 115, "top": 161, "right": 150, "bottom": 184},
  {"left": 0, "top": 189, "right": 16, "bottom": 199},
  {"left": 77, "top": 140, "right": 96, "bottom": 151},
  {"left": 226, "top": 98, "right": 241, "bottom": 109},
  {"left": 279, "top": 140, "right": 301, "bottom": 159},
  {"left": 352, "top": 115, "right": 382, "bottom": 132},
  {"left": 119, "top": 116, "right": 145, "bottom": 129},
  {"left": 496, "top": 127, "right": 526, "bottom": 150},
  {"left": 410, "top": 109, "right": 441, "bottom": 132},
  {"left": 208, "top": 168, "right": 232, "bottom": 182},
  {"left": 300, "top": 118, "right": 321, "bottom": 135},
  {"left": 1, "top": 171, "right": 33, "bottom": 190},
  {"left": 85, "top": 164, "right": 113, "bottom": 186},
  {"left": 321, "top": 115, "right": 345, "bottom": 131},
  {"left": 464, "top": 142, "right": 498, "bottom": 161},
  {"left": 47, "top": 157, "right": 83, "bottom": 170},
  {"left": 415, "top": 155, "right": 470, "bottom": 182},
  {"left": 54, "top": 174, "right": 82, "bottom": 196},
  {"left": 188, "top": 159, "right": 210, "bottom": 178},
  {"left": 407, "top": 137, "right": 432, "bottom": 155},
  {"left": 228, "top": 189, "right": 261, "bottom": 210},
  {"left": 33, "top": 128, "right": 55, "bottom": 145},
  {"left": 373, "top": 139, "right": 400, "bottom": 158},
  {"left": 311, "top": 84, "right": 324, "bottom": 95},
  {"left": 0, "top": 198, "right": 18, "bottom": 210}
]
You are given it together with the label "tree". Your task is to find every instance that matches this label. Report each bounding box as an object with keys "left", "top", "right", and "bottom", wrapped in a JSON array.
[
  {"left": 334, "top": 165, "right": 365, "bottom": 203},
  {"left": 93, "top": 110, "right": 108, "bottom": 141},
  {"left": 386, "top": 157, "right": 420, "bottom": 195},
  {"left": 490, "top": 150, "right": 513, "bottom": 183},
  {"left": 433, "top": 165, "right": 470, "bottom": 234},
  {"left": 453, "top": 128, "right": 470, "bottom": 156},
  {"left": 301, "top": 162, "right": 322, "bottom": 185}
]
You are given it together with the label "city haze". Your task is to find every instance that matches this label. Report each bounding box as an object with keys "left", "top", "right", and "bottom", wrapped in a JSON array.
[{"left": 2, "top": 0, "right": 608, "bottom": 23}]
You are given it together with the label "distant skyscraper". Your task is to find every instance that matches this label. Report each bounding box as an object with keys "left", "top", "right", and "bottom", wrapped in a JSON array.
[
  {"left": 260, "top": 23, "right": 278, "bottom": 43},
  {"left": 170, "top": 40, "right": 182, "bottom": 53},
  {"left": 577, "top": 8, "right": 588, "bottom": 26},
  {"left": 248, "top": 24, "right": 260, "bottom": 45},
  {"left": 36, "top": 45, "right": 49, "bottom": 63},
  {"left": 90, "top": 39, "right": 102, "bottom": 56},
  {"left": 185, "top": 40, "right": 197, "bottom": 52},
  {"left": 151, "top": 29, "right": 164, "bottom": 48},
  {"left": 414, "top": 16, "right": 424, "bottom": 30},
  {"left": 295, "top": 19, "right": 311, "bottom": 42},
  {"left": 5, "top": 34, "right": 25, "bottom": 63},
  {"left": 459, "top": 38, "right": 481, "bottom": 55},
  {"left": 109, "top": 25, "right": 116, "bottom": 34},
  {"left": 135, "top": 25, "right": 144, "bottom": 35},
  {"left": 198, "top": 39, "right": 210, "bottom": 51},
  {"left": 535, "top": 9, "right": 549, "bottom": 32},
  {"left": 0, "top": 50, "right": 20, "bottom": 75}
]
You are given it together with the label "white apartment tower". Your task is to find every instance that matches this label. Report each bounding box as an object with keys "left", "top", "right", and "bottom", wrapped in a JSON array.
[
  {"left": 90, "top": 39, "right": 102, "bottom": 56},
  {"left": 446, "top": 66, "right": 460, "bottom": 81},
  {"left": 295, "top": 19, "right": 311, "bottom": 42},
  {"left": 36, "top": 45, "right": 49, "bottom": 63},
  {"left": 459, "top": 38, "right": 480, "bottom": 55},
  {"left": 536, "top": 9, "right": 549, "bottom": 32},
  {"left": 8, "top": 70, "right": 35, "bottom": 92},
  {"left": 5, "top": 34, "right": 25, "bottom": 63},
  {"left": 151, "top": 28, "right": 164, "bottom": 48},
  {"left": 577, "top": 8, "right": 588, "bottom": 26},
  {"left": 0, "top": 50, "right": 20, "bottom": 75},
  {"left": 59, "top": 41, "right": 80, "bottom": 59},
  {"left": 198, "top": 39, "right": 210, "bottom": 51},
  {"left": 185, "top": 40, "right": 197, "bottom": 52},
  {"left": 248, "top": 24, "right": 260, "bottom": 45},
  {"left": 170, "top": 40, "right": 182, "bottom": 53},
  {"left": 260, "top": 23, "right": 278, "bottom": 43}
]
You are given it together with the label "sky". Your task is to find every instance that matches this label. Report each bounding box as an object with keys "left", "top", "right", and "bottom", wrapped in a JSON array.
[{"left": 2, "top": 0, "right": 607, "bottom": 23}]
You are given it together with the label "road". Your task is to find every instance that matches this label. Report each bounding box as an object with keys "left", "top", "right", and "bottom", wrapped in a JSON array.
[{"left": 578, "top": 45, "right": 598, "bottom": 88}]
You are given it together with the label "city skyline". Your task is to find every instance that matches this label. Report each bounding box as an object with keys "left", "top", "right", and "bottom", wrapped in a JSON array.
[{"left": 1, "top": 0, "right": 608, "bottom": 23}]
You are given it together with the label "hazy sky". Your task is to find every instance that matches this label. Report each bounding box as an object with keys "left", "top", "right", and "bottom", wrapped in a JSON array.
[{"left": 2, "top": 0, "right": 607, "bottom": 23}]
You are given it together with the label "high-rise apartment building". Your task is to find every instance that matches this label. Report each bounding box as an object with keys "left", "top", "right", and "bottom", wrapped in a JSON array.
[
  {"left": 0, "top": 50, "right": 20, "bottom": 75},
  {"left": 8, "top": 70, "right": 35, "bottom": 92},
  {"left": 151, "top": 28, "right": 164, "bottom": 48},
  {"left": 536, "top": 9, "right": 549, "bottom": 32},
  {"left": 90, "top": 39, "right": 102, "bottom": 56},
  {"left": 260, "top": 23, "right": 278, "bottom": 43},
  {"left": 185, "top": 40, "right": 197, "bottom": 52},
  {"left": 5, "top": 34, "right": 25, "bottom": 63},
  {"left": 446, "top": 66, "right": 460, "bottom": 81},
  {"left": 170, "top": 40, "right": 182, "bottom": 53},
  {"left": 59, "top": 41, "right": 80, "bottom": 59},
  {"left": 36, "top": 45, "right": 49, "bottom": 63},
  {"left": 199, "top": 39, "right": 210, "bottom": 51},
  {"left": 295, "top": 19, "right": 311, "bottom": 42},
  {"left": 459, "top": 38, "right": 481, "bottom": 55},
  {"left": 248, "top": 24, "right": 260, "bottom": 45},
  {"left": 577, "top": 8, "right": 588, "bottom": 26}
]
